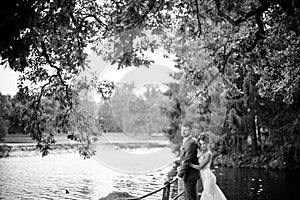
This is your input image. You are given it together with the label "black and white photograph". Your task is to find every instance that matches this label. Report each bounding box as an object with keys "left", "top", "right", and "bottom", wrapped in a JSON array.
[{"left": 0, "top": 0, "right": 300, "bottom": 200}]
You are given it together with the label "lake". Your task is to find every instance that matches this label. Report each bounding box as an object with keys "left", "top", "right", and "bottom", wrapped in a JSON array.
[
  {"left": 213, "top": 166, "right": 300, "bottom": 200},
  {"left": 0, "top": 144, "right": 176, "bottom": 200},
  {"left": 0, "top": 145, "right": 299, "bottom": 200}
]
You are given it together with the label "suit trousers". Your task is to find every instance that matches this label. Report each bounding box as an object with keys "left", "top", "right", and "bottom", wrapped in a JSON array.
[{"left": 183, "top": 178, "right": 198, "bottom": 200}]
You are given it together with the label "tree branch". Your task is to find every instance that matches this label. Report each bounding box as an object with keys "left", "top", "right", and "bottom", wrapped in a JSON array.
[
  {"left": 213, "top": 0, "right": 268, "bottom": 26},
  {"left": 82, "top": 14, "right": 108, "bottom": 28},
  {"left": 34, "top": 75, "right": 56, "bottom": 110},
  {"left": 41, "top": 41, "right": 61, "bottom": 72},
  {"left": 245, "top": 12, "right": 266, "bottom": 52},
  {"left": 155, "top": 0, "right": 165, "bottom": 13},
  {"left": 40, "top": 41, "right": 71, "bottom": 105},
  {"left": 195, "top": 0, "right": 202, "bottom": 37},
  {"left": 187, "top": 71, "right": 220, "bottom": 106},
  {"left": 135, "top": 1, "right": 157, "bottom": 28}
]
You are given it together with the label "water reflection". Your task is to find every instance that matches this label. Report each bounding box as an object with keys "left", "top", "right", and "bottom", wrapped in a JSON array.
[{"left": 213, "top": 167, "right": 300, "bottom": 200}]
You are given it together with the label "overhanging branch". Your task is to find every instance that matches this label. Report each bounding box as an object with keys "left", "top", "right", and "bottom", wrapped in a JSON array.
[
  {"left": 40, "top": 41, "right": 71, "bottom": 106},
  {"left": 82, "top": 14, "right": 108, "bottom": 28},
  {"left": 213, "top": 0, "right": 268, "bottom": 26}
]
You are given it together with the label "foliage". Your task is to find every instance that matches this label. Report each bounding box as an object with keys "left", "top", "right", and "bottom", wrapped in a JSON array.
[
  {"left": 0, "top": 0, "right": 111, "bottom": 156},
  {"left": 99, "top": 82, "right": 168, "bottom": 135},
  {"left": 0, "top": 93, "right": 12, "bottom": 139},
  {"left": 160, "top": 71, "right": 227, "bottom": 155},
  {"left": 1, "top": 0, "right": 300, "bottom": 163},
  {"left": 161, "top": 82, "right": 185, "bottom": 155},
  {"left": 93, "top": 0, "right": 300, "bottom": 167}
]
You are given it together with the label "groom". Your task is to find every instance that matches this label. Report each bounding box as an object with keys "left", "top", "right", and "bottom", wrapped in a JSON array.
[{"left": 177, "top": 123, "right": 199, "bottom": 200}]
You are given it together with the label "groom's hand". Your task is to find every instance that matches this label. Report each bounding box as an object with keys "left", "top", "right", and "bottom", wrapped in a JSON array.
[
  {"left": 177, "top": 166, "right": 184, "bottom": 178},
  {"left": 177, "top": 170, "right": 184, "bottom": 178}
]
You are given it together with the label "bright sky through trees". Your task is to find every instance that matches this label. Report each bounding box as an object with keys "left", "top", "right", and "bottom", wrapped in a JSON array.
[
  {"left": 0, "top": 66, "right": 19, "bottom": 95},
  {"left": 0, "top": 49, "right": 178, "bottom": 98}
]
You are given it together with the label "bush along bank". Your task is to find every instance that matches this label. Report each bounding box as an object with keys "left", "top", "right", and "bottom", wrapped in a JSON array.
[
  {"left": 213, "top": 150, "right": 300, "bottom": 170},
  {"left": 0, "top": 145, "right": 11, "bottom": 158}
]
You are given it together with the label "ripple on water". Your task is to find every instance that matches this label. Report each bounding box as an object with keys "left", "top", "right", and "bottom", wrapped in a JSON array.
[
  {"left": 3, "top": 148, "right": 298, "bottom": 200},
  {"left": 0, "top": 150, "right": 175, "bottom": 200}
]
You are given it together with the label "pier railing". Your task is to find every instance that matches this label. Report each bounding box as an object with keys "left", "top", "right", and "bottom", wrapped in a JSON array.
[{"left": 126, "top": 177, "right": 184, "bottom": 200}]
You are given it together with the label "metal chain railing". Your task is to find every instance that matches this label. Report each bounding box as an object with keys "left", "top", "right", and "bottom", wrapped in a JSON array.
[{"left": 125, "top": 177, "right": 184, "bottom": 200}]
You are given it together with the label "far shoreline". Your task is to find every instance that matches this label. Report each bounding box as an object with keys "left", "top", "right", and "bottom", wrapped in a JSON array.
[{"left": 1, "top": 132, "right": 298, "bottom": 171}]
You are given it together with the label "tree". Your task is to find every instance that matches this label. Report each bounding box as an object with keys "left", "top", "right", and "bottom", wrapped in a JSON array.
[
  {"left": 100, "top": 82, "right": 168, "bottom": 135},
  {"left": 98, "top": 101, "right": 121, "bottom": 132},
  {"left": 0, "top": 93, "right": 12, "bottom": 140},
  {"left": 1, "top": 0, "right": 300, "bottom": 160},
  {"left": 0, "top": 0, "right": 114, "bottom": 156}
]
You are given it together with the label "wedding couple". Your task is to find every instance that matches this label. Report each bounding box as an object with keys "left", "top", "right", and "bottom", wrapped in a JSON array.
[{"left": 177, "top": 123, "right": 227, "bottom": 200}]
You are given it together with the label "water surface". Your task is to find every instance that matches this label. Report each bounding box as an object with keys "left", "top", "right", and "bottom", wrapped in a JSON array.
[
  {"left": 0, "top": 152, "right": 173, "bottom": 200},
  {"left": 1, "top": 147, "right": 299, "bottom": 200}
]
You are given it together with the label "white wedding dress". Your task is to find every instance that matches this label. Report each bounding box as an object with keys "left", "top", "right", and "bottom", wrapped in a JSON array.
[{"left": 198, "top": 150, "right": 227, "bottom": 200}]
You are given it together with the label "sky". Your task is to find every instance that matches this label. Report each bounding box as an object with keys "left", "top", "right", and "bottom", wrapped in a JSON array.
[
  {"left": 0, "top": 66, "right": 20, "bottom": 96},
  {"left": 0, "top": 50, "right": 179, "bottom": 97}
]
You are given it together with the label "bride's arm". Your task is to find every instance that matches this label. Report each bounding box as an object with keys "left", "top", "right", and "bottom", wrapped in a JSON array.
[
  {"left": 189, "top": 163, "right": 200, "bottom": 170},
  {"left": 189, "top": 152, "right": 212, "bottom": 170},
  {"left": 198, "top": 152, "right": 212, "bottom": 169}
]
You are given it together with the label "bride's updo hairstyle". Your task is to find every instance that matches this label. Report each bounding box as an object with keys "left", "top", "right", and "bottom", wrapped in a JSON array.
[
  {"left": 197, "top": 132, "right": 215, "bottom": 150},
  {"left": 197, "top": 132, "right": 210, "bottom": 144}
]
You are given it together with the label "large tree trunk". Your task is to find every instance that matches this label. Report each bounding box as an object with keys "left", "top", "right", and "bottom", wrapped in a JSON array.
[
  {"left": 237, "top": 134, "right": 243, "bottom": 153},
  {"left": 249, "top": 82, "right": 258, "bottom": 154},
  {"left": 257, "top": 116, "right": 262, "bottom": 151}
]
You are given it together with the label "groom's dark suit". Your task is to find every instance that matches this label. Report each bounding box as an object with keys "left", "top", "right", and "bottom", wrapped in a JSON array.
[{"left": 178, "top": 136, "right": 199, "bottom": 200}]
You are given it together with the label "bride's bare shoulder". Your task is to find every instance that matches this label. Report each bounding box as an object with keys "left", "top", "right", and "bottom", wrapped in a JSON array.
[{"left": 204, "top": 151, "right": 212, "bottom": 158}]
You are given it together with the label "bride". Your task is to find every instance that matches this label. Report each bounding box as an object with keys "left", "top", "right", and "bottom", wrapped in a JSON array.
[{"left": 190, "top": 133, "right": 227, "bottom": 200}]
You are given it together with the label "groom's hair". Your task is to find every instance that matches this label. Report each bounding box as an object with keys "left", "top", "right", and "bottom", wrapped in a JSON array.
[{"left": 181, "top": 122, "right": 192, "bottom": 129}]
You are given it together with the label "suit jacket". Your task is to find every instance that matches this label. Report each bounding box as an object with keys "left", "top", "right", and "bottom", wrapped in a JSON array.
[{"left": 178, "top": 136, "right": 199, "bottom": 181}]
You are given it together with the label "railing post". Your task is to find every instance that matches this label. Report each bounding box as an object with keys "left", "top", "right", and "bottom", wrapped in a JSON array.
[
  {"left": 162, "top": 181, "right": 170, "bottom": 200},
  {"left": 177, "top": 178, "right": 185, "bottom": 200}
]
